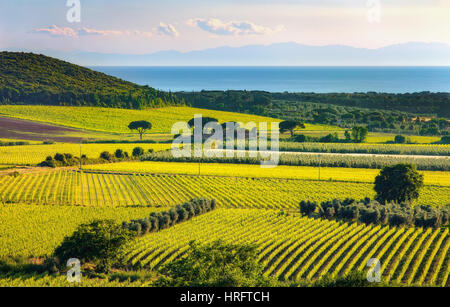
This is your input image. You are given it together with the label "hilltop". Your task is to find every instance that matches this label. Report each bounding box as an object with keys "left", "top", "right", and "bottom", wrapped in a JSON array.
[{"left": 0, "top": 52, "right": 182, "bottom": 109}]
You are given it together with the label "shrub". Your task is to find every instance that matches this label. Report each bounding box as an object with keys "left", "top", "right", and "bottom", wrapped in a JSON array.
[
  {"left": 156, "top": 240, "right": 279, "bottom": 287},
  {"left": 114, "top": 149, "right": 125, "bottom": 159},
  {"left": 53, "top": 220, "right": 133, "bottom": 272},
  {"left": 132, "top": 147, "right": 145, "bottom": 157},
  {"left": 440, "top": 136, "right": 450, "bottom": 144},
  {"left": 100, "top": 151, "right": 113, "bottom": 161},
  {"left": 122, "top": 198, "right": 216, "bottom": 235},
  {"left": 299, "top": 198, "right": 449, "bottom": 228},
  {"left": 394, "top": 135, "right": 406, "bottom": 144}
]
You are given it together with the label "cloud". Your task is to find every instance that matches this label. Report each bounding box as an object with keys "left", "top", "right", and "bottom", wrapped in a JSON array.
[
  {"left": 156, "top": 22, "right": 179, "bottom": 37},
  {"left": 78, "top": 27, "right": 123, "bottom": 36},
  {"left": 32, "top": 26, "right": 157, "bottom": 39},
  {"left": 32, "top": 25, "right": 78, "bottom": 37},
  {"left": 187, "top": 18, "right": 284, "bottom": 36}
]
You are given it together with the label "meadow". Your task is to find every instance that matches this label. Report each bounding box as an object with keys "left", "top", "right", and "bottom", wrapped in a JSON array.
[
  {"left": 0, "top": 143, "right": 171, "bottom": 165},
  {"left": 0, "top": 170, "right": 448, "bottom": 208},
  {"left": 126, "top": 208, "right": 450, "bottom": 286}
]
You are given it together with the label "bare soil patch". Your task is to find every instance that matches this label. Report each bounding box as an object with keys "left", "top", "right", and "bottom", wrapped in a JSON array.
[{"left": 0, "top": 116, "right": 83, "bottom": 142}]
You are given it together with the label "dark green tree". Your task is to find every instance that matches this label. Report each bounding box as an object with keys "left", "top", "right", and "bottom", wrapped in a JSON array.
[
  {"left": 132, "top": 147, "right": 145, "bottom": 157},
  {"left": 187, "top": 117, "right": 219, "bottom": 133},
  {"left": 351, "top": 126, "right": 369, "bottom": 143},
  {"left": 279, "top": 121, "right": 305, "bottom": 137},
  {"left": 157, "top": 240, "right": 279, "bottom": 287},
  {"left": 394, "top": 135, "right": 406, "bottom": 144},
  {"left": 114, "top": 149, "right": 125, "bottom": 159},
  {"left": 374, "top": 164, "right": 424, "bottom": 205},
  {"left": 128, "top": 121, "right": 152, "bottom": 140},
  {"left": 53, "top": 220, "right": 133, "bottom": 272}
]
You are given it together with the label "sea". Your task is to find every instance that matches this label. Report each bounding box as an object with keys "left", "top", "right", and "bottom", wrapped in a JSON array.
[{"left": 90, "top": 66, "right": 450, "bottom": 93}]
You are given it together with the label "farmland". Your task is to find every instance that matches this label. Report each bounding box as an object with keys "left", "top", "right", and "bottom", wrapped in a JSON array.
[
  {"left": 0, "top": 143, "right": 171, "bottom": 165},
  {"left": 0, "top": 204, "right": 165, "bottom": 257},
  {"left": 126, "top": 208, "right": 450, "bottom": 286},
  {"left": 0, "top": 170, "right": 448, "bottom": 208},
  {"left": 84, "top": 161, "right": 450, "bottom": 186},
  {"left": 0, "top": 106, "right": 286, "bottom": 134}
]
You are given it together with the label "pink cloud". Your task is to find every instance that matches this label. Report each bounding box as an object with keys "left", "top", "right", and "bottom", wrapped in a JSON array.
[
  {"left": 78, "top": 27, "right": 123, "bottom": 36},
  {"left": 32, "top": 25, "right": 78, "bottom": 37}
]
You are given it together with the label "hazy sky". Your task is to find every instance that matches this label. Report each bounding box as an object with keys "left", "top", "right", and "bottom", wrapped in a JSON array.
[{"left": 1, "top": 0, "right": 449, "bottom": 54}]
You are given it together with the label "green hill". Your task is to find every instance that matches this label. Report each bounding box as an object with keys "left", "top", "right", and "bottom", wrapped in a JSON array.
[{"left": 0, "top": 52, "right": 182, "bottom": 109}]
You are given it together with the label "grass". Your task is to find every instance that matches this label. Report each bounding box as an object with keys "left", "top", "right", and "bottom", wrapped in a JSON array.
[
  {"left": 0, "top": 143, "right": 171, "bottom": 165},
  {"left": 84, "top": 161, "right": 450, "bottom": 187}
]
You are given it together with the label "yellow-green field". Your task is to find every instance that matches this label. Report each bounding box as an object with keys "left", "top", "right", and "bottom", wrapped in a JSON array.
[
  {"left": 127, "top": 209, "right": 450, "bottom": 286},
  {"left": 0, "top": 143, "right": 171, "bottom": 165},
  {"left": 0, "top": 204, "right": 164, "bottom": 257},
  {"left": 0, "top": 106, "right": 287, "bottom": 134},
  {"left": 0, "top": 170, "right": 448, "bottom": 208},
  {"left": 84, "top": 161, "right": 450, "bottom": 186}
]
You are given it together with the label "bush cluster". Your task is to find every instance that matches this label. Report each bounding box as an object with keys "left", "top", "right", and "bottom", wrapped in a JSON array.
[
  {"left": 0, "top": 141, "right": 30, "bottom": 146},
  {"left": 39, "top": 153, "right": 79, "bottom": 167},
  {"left": 299, "top": 198, "right": 450, "bottom": 228},
  {"left": 123, "top": 198, "right": 217, "bottom": 236},
  {"left": 38, "top": 147, "right": 146, "bottom": 167}
]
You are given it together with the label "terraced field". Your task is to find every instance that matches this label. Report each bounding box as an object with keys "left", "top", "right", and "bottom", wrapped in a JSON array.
[
  {"left": 0, "top": 170, "right": 448, "bottom": 208},
  {"left": 126, "top": 209, "right": 450, "bottom": 286},
  {"left": 0, "top": 143, "right": 171, "bottom": 165}
]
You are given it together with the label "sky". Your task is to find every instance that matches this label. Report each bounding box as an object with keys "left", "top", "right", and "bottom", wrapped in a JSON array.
[{"left": 0, "top": 0, "right": 449, "bottom": 54}]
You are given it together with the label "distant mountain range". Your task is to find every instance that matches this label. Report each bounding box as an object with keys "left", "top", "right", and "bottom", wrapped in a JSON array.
[{"left": 27, "top": 42, "right": 450, "bottom": 66}]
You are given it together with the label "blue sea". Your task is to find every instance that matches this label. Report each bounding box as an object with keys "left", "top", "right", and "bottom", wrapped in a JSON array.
[{"left": 90, "top": 66, "right": 450, "bottom": 93}]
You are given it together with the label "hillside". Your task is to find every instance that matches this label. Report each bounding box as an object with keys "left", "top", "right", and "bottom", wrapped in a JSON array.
[
  {"left": 0, "top": 105, "right": 287, "bottom": 134},
  {"left": 0, "top": 52, "right": 182, "bottom": 109}
]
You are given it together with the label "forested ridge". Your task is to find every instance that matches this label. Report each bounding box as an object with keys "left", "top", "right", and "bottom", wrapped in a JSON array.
[
  {"left": 178, "top": 90, "right": 450, "bottom": 135},
  {"left": 0, "top": 52, "right": 183, "bottom": 109}
]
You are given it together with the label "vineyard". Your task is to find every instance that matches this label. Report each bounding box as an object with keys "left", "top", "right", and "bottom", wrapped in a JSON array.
[
  {"left": 84, "top": 161, "right": 450, "bottom": 186},
  {"left": 277, "top": 142, "right": 450, "bottom": 156},
  {"left": 0, "top": 274, "right": 150, "bottom": 287},
  {"left": 126, "top": 209, "right": 450, "bottom": 286},
  {"left": 0, "top": 143, "right": 171, "bottom": 165},
  {"left": 0, "top": 204, "right": 164, "bottom": 257},
  {"left": 0, "top": 170, "right": 448, "bottom": 208}
]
